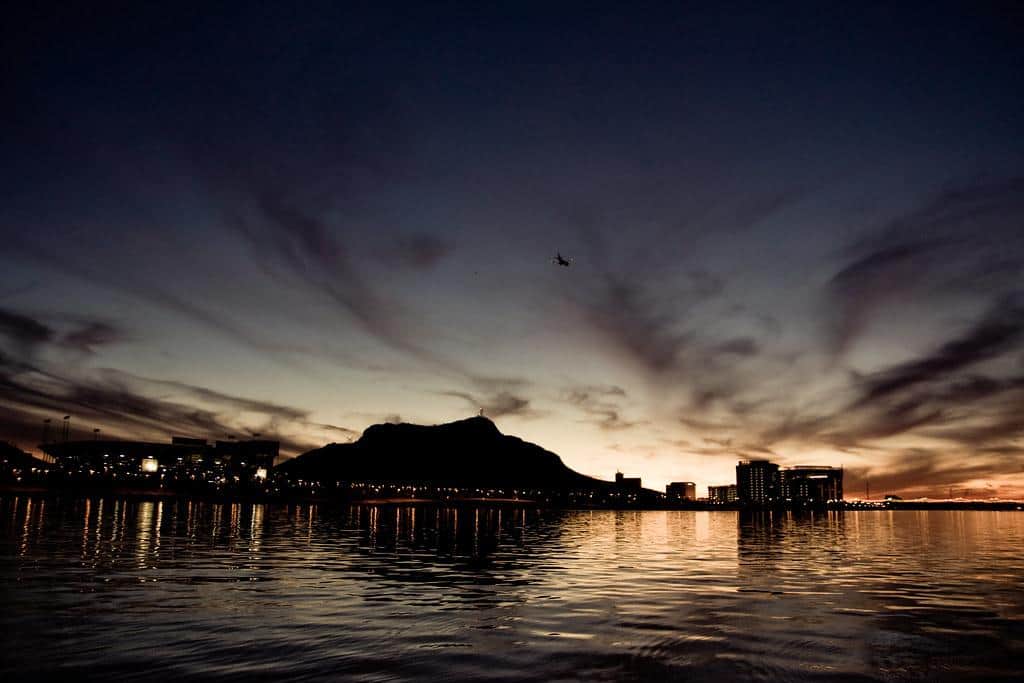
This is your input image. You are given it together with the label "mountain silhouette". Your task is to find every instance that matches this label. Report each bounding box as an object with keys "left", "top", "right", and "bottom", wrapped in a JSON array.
[{"left": 277, "top": 416, "right": 611, "bottom": 490}]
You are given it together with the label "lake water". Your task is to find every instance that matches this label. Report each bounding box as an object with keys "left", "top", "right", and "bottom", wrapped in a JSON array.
[{"left": 1, "top": 496, "right": 1022, "bottom": 682}]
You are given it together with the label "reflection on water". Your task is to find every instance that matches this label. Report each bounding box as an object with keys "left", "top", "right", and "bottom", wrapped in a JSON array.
[{"left": 1, "top": 497, "right": 1022, "bottom": 681}]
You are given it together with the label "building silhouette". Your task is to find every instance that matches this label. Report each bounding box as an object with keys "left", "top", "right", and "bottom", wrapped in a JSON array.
[
  {"left": 735, "top": 459, "right": 845, "bottom": 506},
  {"left": 781, "top": 466, "right": 844, "bottom": 504},
  {"left": 615, "top": 471, "right": 642, "bottom": 490},
  {"left": 708, "top": 484, "right": 737, "bottom": 503},
  {"left": 736, "top": 460, "right": 781, "bottom": 504},
  {"left": 41, "top": 436, "right": 278, "bottom": 489},
  {"left": 666, "top": 481, "right": 696, "bottom": 500}
]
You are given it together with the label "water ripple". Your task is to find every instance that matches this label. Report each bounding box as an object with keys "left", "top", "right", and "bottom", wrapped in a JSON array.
[{"left": 1, "top": 497, "right": 1022, "bottom": 681}]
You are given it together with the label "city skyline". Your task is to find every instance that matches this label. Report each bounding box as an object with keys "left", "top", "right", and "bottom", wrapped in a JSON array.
[
  {"left": 3, "top": 3, "right": 1024, "bottom": 499},
  {"left": 5, "top": 411, "right": 1003, "bottom": 505}
]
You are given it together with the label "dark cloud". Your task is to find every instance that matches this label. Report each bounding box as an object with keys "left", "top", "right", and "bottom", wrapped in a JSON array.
[
  {"left": 737, "top": 296, "right": 1024, "bottom": 454},
  {"left": 875, "top": 177, "right": 1024, "bottom": 249},
  {"left": 0, "top": 307, "right": 54, "bottom": 357},
  {"left": 0, "top": 337, "right": 323, "bottom": 456},
  {"left": 0, "top": 367, "right": 224, "bottom": 445},
  {"left": 915, "top": 375, "right": 1024, "bottom": 447},
  {"left": 159, "top": 40, "right": 447, "bottom": 372},
  {"left": 439, "top": 389, "right": 536, "bottom": 419},
  {"left": 1, "top": 308, "right": 126, "bottom": 358},
  {"left": 232, "top": 189, "right": 461, "bottom": 372},
  {"left": 376, "top": 234, "right": 452, "bottom": 270},
  {"left": 1, "top": 365, "right": 320, "bottom": 454},
  {"left": 119, "top": 373, "right": 310, "bottom": 421},
  {"left": 563, "top": 384, "right": 641, "bottom": 431},
  {"left": 5, "top": 238, "right": 320, "bottom": 369},
  {"left": 565, "top": 208, "right": 729, "bottom": 379},
  {"left": 826, "top": 242, "right": 942, "bottom": 357},
  {"left": 466, "top": 373, "right": 530, "bottom": 394},
  {"left": 573, "top": 262, "right": 773, "bottom": 424},
  {"left": 60, "top": 320, "right": 125, "bottom": 353},
  {"left": 926, "top": 411, "right": 1024, "bottom": 449},
  {"left": 582, "top": 274, "right": 695, "bottom": 374},
  {"left": 309, "top": 422, "right": 361, "bottom": 440},
  {"left": 833, "top": 401, "right": 945, "bottom": 447},
  {"left": 845, "top": 449, "right": 1024, "bottom": 499},
  {"left": 827, "top": 176, "right": 1024, "bottom": 357},
  {"left": 712, "top": 337, "right": 759, "bottom": 357},
  {"left": 435, "top": 374, "right": 539, "bottom": 419},
  {"left": 854, "top": 293, "right": 1024, "bottom": 407}
]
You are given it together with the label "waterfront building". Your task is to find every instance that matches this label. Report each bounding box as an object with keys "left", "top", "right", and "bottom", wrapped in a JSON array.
[
  {"left": 736, "top": 460, "right": 780, "bottom": 504},
  {"left": 666, "top": 481, "right": 696, "bottom": 500},
  {"left": 41, "top": 437, "right": 278, "bottom": 489},
  {"left": 781, "top": 466, "right": 843, "bottom": 504},
  {"left": 734, "top": 458, "right": 844, "bottom": 506},
  {"left": 708, "top": 484, "right": 737, "bottom": 503}
]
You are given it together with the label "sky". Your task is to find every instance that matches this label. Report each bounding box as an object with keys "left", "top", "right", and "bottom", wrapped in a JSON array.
[{"left": 2, "top": 2, "right": 1023, "bottom": 498}]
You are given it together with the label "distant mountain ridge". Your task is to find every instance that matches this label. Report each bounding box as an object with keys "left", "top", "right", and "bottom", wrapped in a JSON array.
[{"left": 277, "top": 416, "right": 611, "bottom": 489}]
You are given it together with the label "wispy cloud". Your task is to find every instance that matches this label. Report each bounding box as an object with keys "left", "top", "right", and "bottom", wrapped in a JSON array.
[
  {"left": 229, "top": 187, "right": 467, "bottom": 374},
  {"left": 1, "top": 307, "right": 126, "bottom": 359},
  {"left": 0, "top": 307, "right": 54, "bottom": 360},
  {"left": 826, "top": 176, "right": 1024, "bottom": 357},
  {"left": 5, "top": 239, "right": 310, "bottom": 364},
  {"left": 438, "top": 389, "right": 537, "bottom": 419},
  {"left": 562, "top": 384, "right": 643, "bottom": 431},
  {"left": 711, "top": 337, "right": 760, "bottom": 357},
  {"left": 0, "top": 315, "right": 339, "bottom": 455},
  {"left": 60, "top": 320, "right": 126, "bottom": 353},
  {"left": 826, "top": 242, "right": 942, "bottom": 357},
  {"left": 853, "top": 293, "right": 1024, "bottom": 407},
  {"left": 375, "top": 233, "right": 452, "bottom": 270},
  {"left": 844, "top": 448, "right": 1024, "bottom": 499}
]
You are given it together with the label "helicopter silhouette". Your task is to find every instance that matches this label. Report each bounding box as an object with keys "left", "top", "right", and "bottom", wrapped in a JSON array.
[{"left": 552, "top": 251, "right": 573, "bottom": 267}]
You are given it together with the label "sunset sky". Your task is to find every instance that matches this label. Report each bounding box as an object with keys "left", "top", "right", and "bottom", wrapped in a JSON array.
[{"left": 2, "top": 2, "right": 1023, "bottom": 498}]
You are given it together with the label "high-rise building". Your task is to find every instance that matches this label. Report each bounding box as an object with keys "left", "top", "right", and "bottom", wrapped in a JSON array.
[
  {"left": 736, "top": 460, "right": 780, "bottom": 504},
  {"left": 781, "top": 466, "right": 843, "bottom": 504},
  {"left": 708, "top": 484, "right": 737, "bottom": 503},
  {"left": 666, "top": 481, "right": 696, "bottom": 500}
]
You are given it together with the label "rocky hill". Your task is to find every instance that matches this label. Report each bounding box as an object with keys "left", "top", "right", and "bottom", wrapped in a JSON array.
[{"left": 277, "top": 416, "right": 610, "bottom": 490}]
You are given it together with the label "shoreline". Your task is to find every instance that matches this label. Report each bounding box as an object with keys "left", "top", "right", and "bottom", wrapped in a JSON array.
[{"left": 1, "top": 484, "right": 1021, "bottom": 510}]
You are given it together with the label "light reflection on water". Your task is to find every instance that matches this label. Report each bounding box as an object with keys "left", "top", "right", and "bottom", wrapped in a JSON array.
[{"left": 1, "top": 496, "right": 1022, "bottom": 682}]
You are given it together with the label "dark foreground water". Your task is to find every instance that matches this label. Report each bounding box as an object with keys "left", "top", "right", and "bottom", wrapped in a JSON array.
[{"left": 1, "top": 497, "right": 1022, "bottom": 682}]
